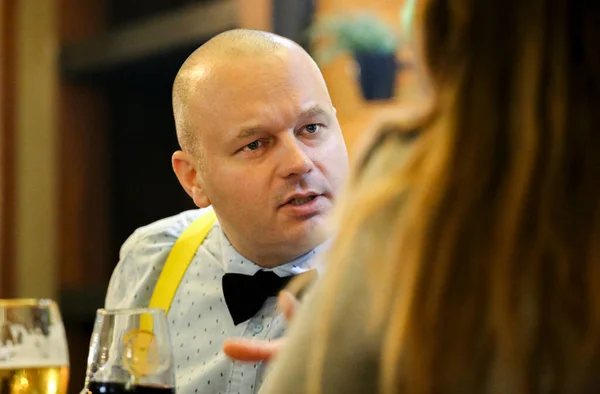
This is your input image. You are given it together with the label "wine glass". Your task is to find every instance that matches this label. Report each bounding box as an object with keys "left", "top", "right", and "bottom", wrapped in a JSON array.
[
  {"left": 81, "top": 308, "right": 175, "bottom": 394},
  {"left": 0, "top": 298, "right": 70, "bottom": 394}
]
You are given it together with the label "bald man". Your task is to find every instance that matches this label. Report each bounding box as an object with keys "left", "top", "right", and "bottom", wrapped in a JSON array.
[{"left": 105, "top": 29, "right": 349, "bottom": 394}]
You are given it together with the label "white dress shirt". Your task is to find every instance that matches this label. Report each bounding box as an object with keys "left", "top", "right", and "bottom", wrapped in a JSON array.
[{"left": 105, "top": 208, "right": 326, "bottom": 394}]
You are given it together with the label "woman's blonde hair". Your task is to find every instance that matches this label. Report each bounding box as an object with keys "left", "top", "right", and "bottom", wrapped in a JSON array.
[{"left": 310, "top": 0, "right": 600, "bottom": 392}]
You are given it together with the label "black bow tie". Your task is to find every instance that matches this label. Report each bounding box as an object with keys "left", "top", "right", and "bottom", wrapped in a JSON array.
[{"left": 222, "top": 270, "right": 314, "bottom": 325}]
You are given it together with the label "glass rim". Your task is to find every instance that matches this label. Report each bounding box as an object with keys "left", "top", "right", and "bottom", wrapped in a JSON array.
[
  {"left": 97, "top": 307, "right": 166, "bottom": 316},
  {"left": 0, "top": 298, "right": 56, "bottom": 308}
]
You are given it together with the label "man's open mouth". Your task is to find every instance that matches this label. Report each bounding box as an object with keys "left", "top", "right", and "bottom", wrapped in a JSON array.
[{"left": 287, "top": 195, "right": 318, "bottom": 206}]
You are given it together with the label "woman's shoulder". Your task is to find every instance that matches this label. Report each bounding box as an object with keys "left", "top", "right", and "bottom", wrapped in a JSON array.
[{"left": 351, "top": 122, "right": 423, "bottom": 189}]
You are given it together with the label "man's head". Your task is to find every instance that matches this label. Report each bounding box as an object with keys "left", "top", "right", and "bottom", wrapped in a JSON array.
[{"left": 172, "top": 29, "right": 349, "bottom": 267}]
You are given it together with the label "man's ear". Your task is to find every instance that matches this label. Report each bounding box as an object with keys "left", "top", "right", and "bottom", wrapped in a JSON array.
[{"left": 172, "top": 150, "right": 211, "bottom": 208}]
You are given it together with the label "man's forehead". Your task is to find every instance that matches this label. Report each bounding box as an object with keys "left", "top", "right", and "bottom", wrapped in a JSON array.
[
  {"left": 175, "top": 33, "right": 320, "bottom": 106},
  {"left": 188, "top": 60, "right": 327, "bottom": 114},
  {"left": 181, "top": 50, "right": 331, "bottom": 142}
]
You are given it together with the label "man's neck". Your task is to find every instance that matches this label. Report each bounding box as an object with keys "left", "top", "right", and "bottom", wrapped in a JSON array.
[
  {"left": 234, "top": 245, "right": 315, "bottom": 269},
  {"left": 217, "top": 219, "right": 329, "bottom": 268},
  {"left": 221, "top": 232, "right": 322, "bottom": 269}
]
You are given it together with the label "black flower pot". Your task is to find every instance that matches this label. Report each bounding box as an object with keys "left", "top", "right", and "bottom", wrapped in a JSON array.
[{"left": 354, "top": 52, "right": 398, "bottom": 101}]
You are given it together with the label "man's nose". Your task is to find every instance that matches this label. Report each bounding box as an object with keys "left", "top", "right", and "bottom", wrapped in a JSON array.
[{"left": 276, "top": 135, "right": 313, "bottom": 178}]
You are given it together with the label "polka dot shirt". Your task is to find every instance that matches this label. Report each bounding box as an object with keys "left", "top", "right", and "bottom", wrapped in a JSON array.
[{"left": 105, "top": 208, "right": 326, "bottom": 394}]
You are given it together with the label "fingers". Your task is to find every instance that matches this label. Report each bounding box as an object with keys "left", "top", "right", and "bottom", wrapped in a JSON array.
[
  {"left": 224, "top": 292, "right": 296, "bottom": 363},
  {"left": 277, "top": 290, "right": 299, "bottom": 322},
  {"left": 223, "top": 291, "right": 298, "bottom": 363},
  {"left": 223, "top": 338, "right": 283, "bottom": 362}
]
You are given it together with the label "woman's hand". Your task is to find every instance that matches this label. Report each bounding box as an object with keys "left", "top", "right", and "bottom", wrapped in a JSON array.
[{"left": 223, "top": 291, "right": 298, "bottom": 362}]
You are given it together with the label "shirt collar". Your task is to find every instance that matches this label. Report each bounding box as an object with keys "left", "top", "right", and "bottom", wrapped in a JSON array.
[{"left": 216, "top": 221, "right": 329, "bottom": 276}]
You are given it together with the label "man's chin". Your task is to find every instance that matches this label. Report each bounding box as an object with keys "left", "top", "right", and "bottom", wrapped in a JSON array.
[{"left": 283, "top": 215, "right": 330, "bottom": 247}]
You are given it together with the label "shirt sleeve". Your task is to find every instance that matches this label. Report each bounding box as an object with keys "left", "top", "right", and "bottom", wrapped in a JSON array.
[{"left": 104, "top": 209, "right": 204, "bottom": 309}]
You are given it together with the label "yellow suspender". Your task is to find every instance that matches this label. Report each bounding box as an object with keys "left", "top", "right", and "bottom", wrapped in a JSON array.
[
  {"left": 139, "top": 209, "right": 216, "bottom": 333},
  {"left": 148, "top": 209, "right": 217, "bottom": 313}
]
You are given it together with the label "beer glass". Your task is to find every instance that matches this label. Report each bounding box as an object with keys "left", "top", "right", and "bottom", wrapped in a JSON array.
[
  {"left": 0, "top": 299, "right": 70, "bottom": 394},
  {"left": 82, "top": 309, "right": 175, "bottom": 394}
]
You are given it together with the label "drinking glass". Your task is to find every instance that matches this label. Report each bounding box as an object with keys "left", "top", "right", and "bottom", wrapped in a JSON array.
[
  {"left": 0, "top": 298, "right": 70, "bottom": 394},
  {"left": 81, "top": 308, "right": 175, "bottom": 394}
]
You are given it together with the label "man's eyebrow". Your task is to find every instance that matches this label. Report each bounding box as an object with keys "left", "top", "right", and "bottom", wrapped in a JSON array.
[
  {"left": 236, "top": 125, "right": 264, "bottom": 140},
  {"left": 300, "top": 105, "right": 330, "bottom": 119}
]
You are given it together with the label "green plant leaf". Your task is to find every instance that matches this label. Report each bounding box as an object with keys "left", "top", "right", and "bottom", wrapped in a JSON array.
[{"left": 309, "top": 12, "right": 400, "bottom": 65}]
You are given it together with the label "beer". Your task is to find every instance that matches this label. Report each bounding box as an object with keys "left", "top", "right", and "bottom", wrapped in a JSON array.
[
  {"left": 87, "top": 382, "right": 175, "bottom": 394},
  {"left": 0, "top": 366, "right": 69, "bottom": 394},
  {"left": 0, "top": 299, "right": 70, "bottom": 394}
]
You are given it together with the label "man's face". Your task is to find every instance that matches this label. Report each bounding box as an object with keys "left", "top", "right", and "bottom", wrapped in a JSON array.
[{"left": 189, "top": 51, "right": 348, "bottom": 262}]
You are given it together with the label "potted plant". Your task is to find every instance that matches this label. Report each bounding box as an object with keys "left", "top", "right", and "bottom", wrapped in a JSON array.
[{"left": 310, "top": 12, "right": 401, "bottom": 101}]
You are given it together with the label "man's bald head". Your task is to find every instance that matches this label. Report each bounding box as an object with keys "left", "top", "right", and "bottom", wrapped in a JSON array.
[{"left": 172, "top": 29, "right": 318, "bottom": 157}]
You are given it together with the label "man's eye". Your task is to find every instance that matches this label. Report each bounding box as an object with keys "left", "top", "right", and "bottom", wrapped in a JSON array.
[
  {"left": 245, "top": 140, "right": 261, "bottom": 151},
  {"left": 304, "top": 124, "right": 321, "bottom": 134}
]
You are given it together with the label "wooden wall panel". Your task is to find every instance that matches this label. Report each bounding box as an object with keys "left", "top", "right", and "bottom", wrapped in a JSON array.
[
  {"left": 236, "top": 0, "right": 273, "bottom": 30},
  {"left": 57, "top": 2, "right": 109, "bottom": 392},
  {"left": 0, "top": 0, "right": 16, "bottom": 298},
  {"left": 58, "top": 85, "right": 109, "bottom": 287},
  {"left": 59, "top": 0, "right": 107, "bottom": 43},
  {"left": 15, "top": 0, "right": 60, "bottom": 298},
  {"left": 57, "top": 0, "right": 109, "bottom": 288}
]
